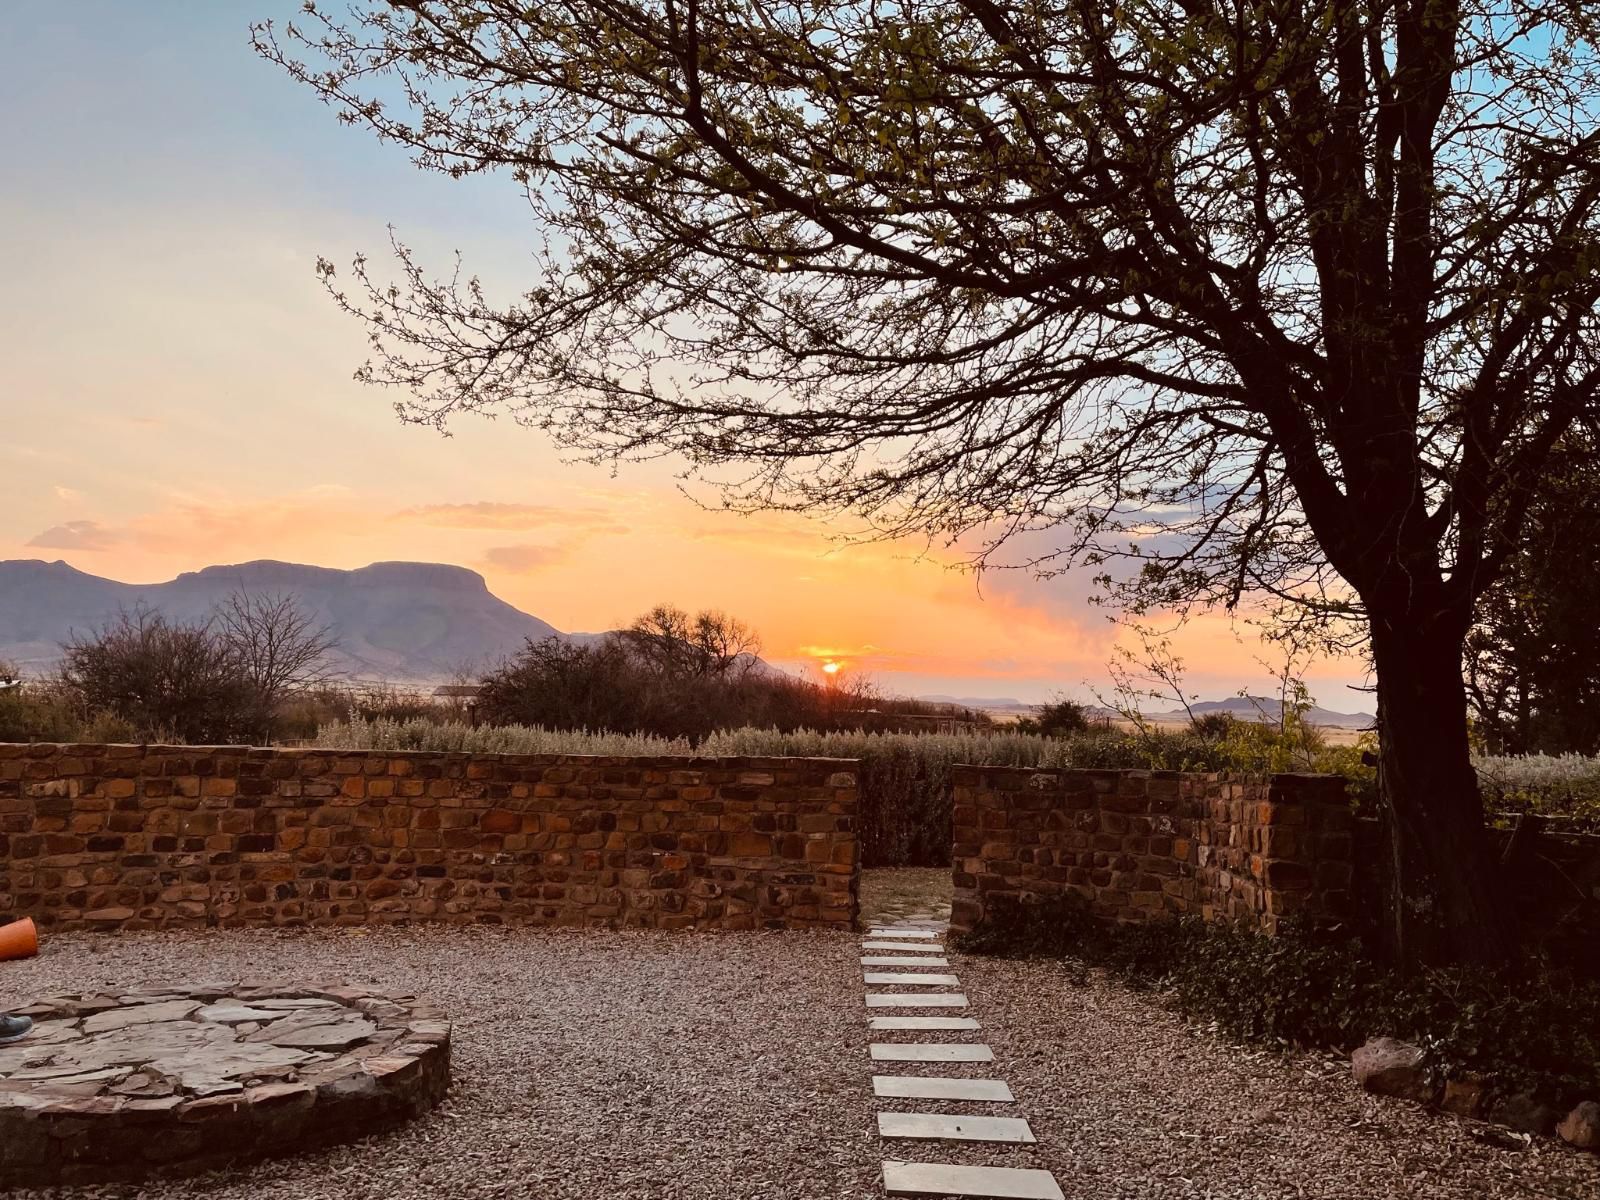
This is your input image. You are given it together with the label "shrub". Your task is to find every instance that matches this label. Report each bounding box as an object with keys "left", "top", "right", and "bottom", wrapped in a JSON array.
[
  {"left": 314, "top": 717, "right": 694, "bottom": 757},
  {"left": 1014, "top": 697, "right": 1092, "bottom": 737},
  {"left": 1474, "top": 753, "right": 1600, "bottom": 827},
  {"left": 0, "top": 681, "right": 88, "bottom": 742},
  {"left": 957, "top": 895, "right": 1600, "bottom": 1101},
  {"left": 48, "top": 596, "right": 336, "bottom": 745}
]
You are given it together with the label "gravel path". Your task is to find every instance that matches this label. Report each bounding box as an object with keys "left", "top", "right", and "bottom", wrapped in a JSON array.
[{"left": 5, "top": 926, "right": 1594, "bottom": 1200}]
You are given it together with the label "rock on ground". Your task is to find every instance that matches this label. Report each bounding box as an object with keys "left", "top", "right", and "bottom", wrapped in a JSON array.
[
  {"left": 1351, "top": 1037, "right": 1439, "bottom": 1104},
  {"left": 1558, "top": 1101, "right": 1600, "bottom": 1151}
]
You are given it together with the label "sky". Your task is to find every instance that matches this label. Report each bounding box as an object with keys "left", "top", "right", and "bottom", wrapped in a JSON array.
[{"left": 0, "top": 2, "right": 1372, "bottom": 710}]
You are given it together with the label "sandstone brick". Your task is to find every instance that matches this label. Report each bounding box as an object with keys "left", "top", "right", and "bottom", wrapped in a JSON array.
[
  {"left": 0, "top": 744, "right": 857, "bottom": 932},
  {"left": 950, "top": 766, "right": 1357, "bottom": 940}
]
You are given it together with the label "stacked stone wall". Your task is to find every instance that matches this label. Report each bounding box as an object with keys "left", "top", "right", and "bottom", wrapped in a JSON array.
[
  {"left": 950, "top": 767, "right": 1352, "bottom": 935},
  {"left": 0, "top": 744, "right": 857, "bottom": 932}
]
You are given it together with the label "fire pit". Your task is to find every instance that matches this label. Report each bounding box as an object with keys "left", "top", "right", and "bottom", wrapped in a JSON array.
[{"left": 0, "top": 983, "right": 450, "bottom": 1186}]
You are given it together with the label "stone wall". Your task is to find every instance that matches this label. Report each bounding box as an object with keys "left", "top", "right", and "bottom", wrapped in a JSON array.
[
  {"left": 949, "top": 767, "right": 1352, "bottom": 936},
  {"left": 0, "top": 744, "right": 858, "bottom": 932}
]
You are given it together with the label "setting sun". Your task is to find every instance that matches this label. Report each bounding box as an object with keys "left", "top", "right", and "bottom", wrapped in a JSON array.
[{"left": 822, "top": 661, "right": 840, "bottom": 675}]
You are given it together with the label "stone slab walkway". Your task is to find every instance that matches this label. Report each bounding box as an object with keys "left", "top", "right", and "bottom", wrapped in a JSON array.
[
  {"left": 869, "top": 1015, "right": 982, "bottom": 1031},
  {"left": 883, "top": 1161, "right": 1065, "bottom": 1200},
  {"left": 878, "top": 1113, "right": 1036, "bottom": 1143},
  {"left": 870, "top": 1044, "right": 994, "bottom": 1063},
  {"left": 866, "top": 993, "right": 969, "bottom": 1008},
  {"left": 873, "top": 1076, "right": 1015, "bottom": 1102},
  {"left": 853, "top": 891, "right": 1067, "bottom": 1200}
]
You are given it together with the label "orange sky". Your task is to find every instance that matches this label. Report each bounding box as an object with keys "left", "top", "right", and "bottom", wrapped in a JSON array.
[{"left": 0, "top": 4, "right": 1371, "bottom": 709}]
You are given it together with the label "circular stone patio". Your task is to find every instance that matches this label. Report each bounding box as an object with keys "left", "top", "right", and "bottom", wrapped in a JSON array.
[{"left": 0, "top": 983, "right": 450, "bottom": 1187}]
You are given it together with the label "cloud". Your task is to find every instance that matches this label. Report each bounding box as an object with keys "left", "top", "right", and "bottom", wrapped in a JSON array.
[
  {"left": 395, "top": 501, "right": 627, "bottom": 535},
  {"left": 52, "top": 485, "right": 81, "bottom": 501},
  {"left": 26, "top": 520, "right": 118, "bottom": 551},
  {"left": 480, "top": 544, "right": 569, "bottom": 573}
]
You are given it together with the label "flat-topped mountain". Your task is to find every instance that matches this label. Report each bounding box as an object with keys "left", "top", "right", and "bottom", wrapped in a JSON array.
[{"left": 0, "top": 558, "right": 562, "bottom": 682}]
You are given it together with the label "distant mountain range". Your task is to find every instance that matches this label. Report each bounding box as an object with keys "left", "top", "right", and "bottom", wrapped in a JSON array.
[
  {"left": 1, "top": 559, "right": 1378, "bottom": 723},
  {"left": 1147, "top": 696, "right": 1374, "bottom": 729},
  {"left": 0, "top": 559, "right": 563, "bottom": 683},
  {"left": 917, "top": 694, "right": 1375, "bottom": 728},
  {"left": 917, "top": 693, "right": 1032, "bottom": 711}
]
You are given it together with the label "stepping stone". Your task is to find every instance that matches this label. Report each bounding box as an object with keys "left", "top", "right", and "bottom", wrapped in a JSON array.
[
  {"left": 871, "top": 1043, "right": 993, "bottom": 1062},
  {"left": 866, "top": 993, "right": 967, "bottom": 1008},
  {"left": 873, "top": 1075, "right": 1014, "bottom": 1101},
  {"left": 870, "top": 1016, "right": 981, "bottom": 1031},
  {"left": 861, "top": 956, "right": 951, "bottom": 967},
  {"left": 883, "top": 1162, "right": 1064, "bottom": 1199},
  {"left": 862, "top": 941, "right": 946, "bottom": 953},
  {"left": 864, "top": 972, "right": 960, "bottom": 986},
  {"left": 878, "top": 1112, "right": 1034, "bottom": 1143},
  {"left": 868, "top": 928, "right": 939, "bottom": 938}
]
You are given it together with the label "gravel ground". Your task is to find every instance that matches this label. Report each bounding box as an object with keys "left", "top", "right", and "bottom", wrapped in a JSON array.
[
  {"left": 5, "top": 923, "right": 1594, "bottom": 1200},
  {"left": 4, "top": 926, "right": 886, "bottom": 1200},
  {"left": 904, "top": 949, "right": 1600, "bottom": 1200},
  {"left": 858, "top": 868, "right": 952, "bottom": 927}
]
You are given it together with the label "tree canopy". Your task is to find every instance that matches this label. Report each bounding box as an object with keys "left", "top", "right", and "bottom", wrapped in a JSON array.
[
  {"left": 261, "top": 0, "right": 1600, "bottom": 965},
  {"left": 263, "top": 0, "right": 1599, "bottom": 618}
]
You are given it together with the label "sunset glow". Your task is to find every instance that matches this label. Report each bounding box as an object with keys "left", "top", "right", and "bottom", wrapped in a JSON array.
[{"left": 0, "top": 5, "right": 1371, "bottom": 709}]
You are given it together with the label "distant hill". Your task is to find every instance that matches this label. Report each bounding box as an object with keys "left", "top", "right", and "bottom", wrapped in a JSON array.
[
  {"left": 0, "top": 559, "right": 563, "bottom": 683},
  {"left": 1141, "top": 696, "right": 1374, "bottom": 729},
  {"left": 918, "top": 693, "right": 1032, "bottom": 711},
  {"left": 928, "top": 692, "right": 1375, "bottom": 729}
]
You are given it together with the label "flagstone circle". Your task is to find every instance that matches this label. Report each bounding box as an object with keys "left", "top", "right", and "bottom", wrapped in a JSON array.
[{"left": 0, "top": 983, "right": 450, "bottom": 1187}]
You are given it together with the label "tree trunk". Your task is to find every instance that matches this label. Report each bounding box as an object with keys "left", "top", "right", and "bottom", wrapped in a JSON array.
[{"left": 1369, "top": 615, "right": 1516, "bottom": 969}]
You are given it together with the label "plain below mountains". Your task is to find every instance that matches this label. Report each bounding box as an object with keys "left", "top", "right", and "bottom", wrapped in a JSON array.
[{"left": 0, "top": 558, "right": 567, "bottom": 683}]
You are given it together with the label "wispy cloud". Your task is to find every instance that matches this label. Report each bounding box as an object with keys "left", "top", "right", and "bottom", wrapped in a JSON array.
[
  {"left": 480, "top": 544, "right": 568, "bottom": 573},
  {"left": 26, "top": 519, "right": 118, "bottom": 551},
  {"left": 395, "top": 501, "right": 627, "bottom": 535}
]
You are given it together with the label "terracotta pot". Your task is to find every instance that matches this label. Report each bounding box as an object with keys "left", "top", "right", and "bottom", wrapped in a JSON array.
[{"left": 0, "top": 918, "right": 38, "bottom": 961}]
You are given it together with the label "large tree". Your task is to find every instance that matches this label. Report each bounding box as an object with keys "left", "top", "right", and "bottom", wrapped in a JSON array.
[{"left": 258, "top": 1, "right": 1600, "bottom": 966}]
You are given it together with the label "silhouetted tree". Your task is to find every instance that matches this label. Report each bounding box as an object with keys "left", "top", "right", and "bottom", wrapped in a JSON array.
[
  {"left": 214, "top": 590, "right": 338, "bottom": 741},
  {"left": 59, "top": 609, "right": 254, "bottom": 744},
  {"left": 620, "top": 605, "right": 760, "bottom": 679},
  {"left": 478, "top": 636, "right": 657, "bottom": 732},
  {"left": 1017, "top": 696, "right": 1092, "bottom": 738},
  {"left": 261, "top": 2, "right": 1600, "bottom": 967},
  {"left": 478, "top": 606, "right": 876, "bottom": 737},
  {"left": 1466, "top": 432, "right": 1600, "bottom": 754}
]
